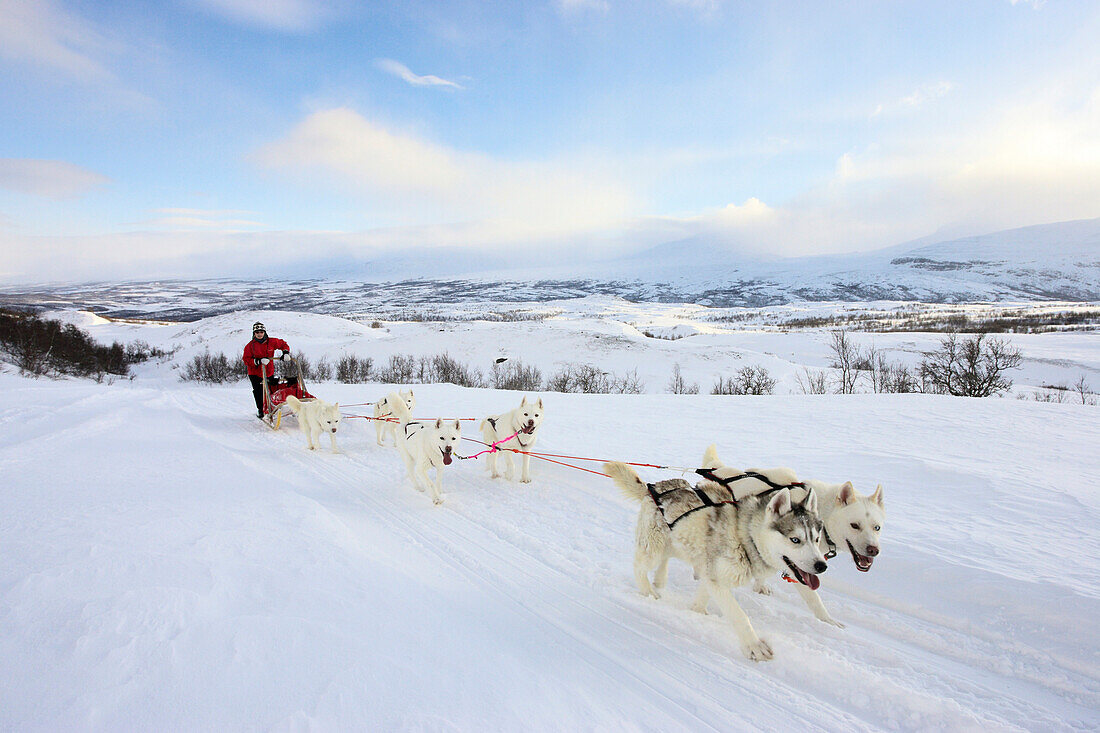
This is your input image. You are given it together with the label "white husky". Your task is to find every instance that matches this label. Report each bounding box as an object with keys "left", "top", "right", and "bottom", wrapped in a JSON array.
[
  {"left": 285, "top": 396, "right": 341, "bottom": 453},
  {"left": 700, "top": 445, "right": 885, "bottom": 628},
  {"left": 480, "top": 396, "right": 544, "bottom": 483},
  {"left": 385, "top": 392, "right": 461, "bottom": 505},
  {"left": 373, "top": 389, "right": 415, "bottom": 446},
  {"left": 605, "top": 461, "right": 829, "bottom": 661}
]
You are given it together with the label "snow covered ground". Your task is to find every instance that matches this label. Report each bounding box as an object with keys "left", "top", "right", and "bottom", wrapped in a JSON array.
[{"left": 2, "top": 306, "right": 1099, "bottom": 730}]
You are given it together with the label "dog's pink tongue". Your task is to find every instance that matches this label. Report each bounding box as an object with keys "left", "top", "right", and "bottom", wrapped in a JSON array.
[
  {"left": 806, "top": 572, "right": 820, "bottom": 591},
  {"left": 443, "top": 452, "right": 453, "bottom": 465}
]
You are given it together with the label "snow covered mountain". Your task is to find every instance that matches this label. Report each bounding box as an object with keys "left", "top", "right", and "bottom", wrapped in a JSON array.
[{"left": 1, "top": 218, "right": 1098, "bottom": 316}]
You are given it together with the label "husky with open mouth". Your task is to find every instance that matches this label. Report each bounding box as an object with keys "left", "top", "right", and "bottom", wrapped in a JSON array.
[
  {"left": 386, "top": 392, "right": 461, "bottom": 505},
  {"left": 480, "top": 396, "right": 544, "bottom": 483},
  {"left": 701, "top": 445, "right": 884, "bottom": 628},
  {"left": 604, "top": 461, "right": 828, "bottom": 662}
]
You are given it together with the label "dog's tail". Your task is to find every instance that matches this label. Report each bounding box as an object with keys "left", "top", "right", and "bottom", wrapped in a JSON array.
[
  {"left": 603, "top": 461, "right": 650, "bottom": 503},
  {"left": 384, "top": 392, "right": 413, "bottom": 424},
  {"left": 702, "top": 443, "right": 723, "bottom": 469},
  {"left": 285, "top": 395, "right": 302, "bottom": 414}
]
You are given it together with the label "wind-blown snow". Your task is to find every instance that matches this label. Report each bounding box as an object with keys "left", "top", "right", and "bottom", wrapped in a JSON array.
[{"left": 1, "top": 308, "right": 1098, "bottom": 730}]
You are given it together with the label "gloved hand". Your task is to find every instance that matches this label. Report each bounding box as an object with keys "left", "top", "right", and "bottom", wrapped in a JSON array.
[
  {"left": 253, "top": 358, "right": 262, "bottom": 366},
  {"left": 281, "top": 349, "right": 291, "bottom": 360},
  {"left": 261, "top": 358, "right": 271, "bottom": 365}
]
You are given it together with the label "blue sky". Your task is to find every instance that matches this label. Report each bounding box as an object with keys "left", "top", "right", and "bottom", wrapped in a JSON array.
[{"left": 1, "top": 0, "right": 1098, "bottom": 281}]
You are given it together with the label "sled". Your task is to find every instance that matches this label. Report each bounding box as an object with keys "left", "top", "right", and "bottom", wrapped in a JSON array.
[{"left": 259, "top": 354, "right": 315, "bottom": 430}]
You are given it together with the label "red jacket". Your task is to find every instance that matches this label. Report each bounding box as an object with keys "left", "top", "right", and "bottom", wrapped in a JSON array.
[{"left": 243, "top": 336, "right": 290, "bottom": 377}]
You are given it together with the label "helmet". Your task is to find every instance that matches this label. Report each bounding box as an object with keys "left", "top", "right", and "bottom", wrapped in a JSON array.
[{"left": 252, "top": 322, "right": 266, "bottom": 333}]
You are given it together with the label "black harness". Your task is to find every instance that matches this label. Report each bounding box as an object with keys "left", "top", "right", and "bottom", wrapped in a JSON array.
[
  {"left": 696, "top": 468, "right": 836, "bottom": 559},
  {"left": 645, "top": 481, "right": 738, "bottom": 529},
  {"left": 645, "top": 469, "right": 808, "bottom": 530}
]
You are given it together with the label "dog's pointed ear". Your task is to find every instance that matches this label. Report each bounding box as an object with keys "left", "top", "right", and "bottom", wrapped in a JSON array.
[
  {"left": 453, "top": 419, "right": 460, "bottom": 430},
  {"left": 333, "top": 402, "right": 339, "bottom": 408},
  {"left": 799, "top": 487, "right": 818, "bottom": 515},
  {"left": 435, "top": 417, "right": 442, "bottom": 428},
  {"left": 767, "top": 488, "right": 792, "bottom": 517},
  {"left": 537, "top": 398, "right": 543, "bottom": 408},
  {"left": 521, "top": 395, "right": 527, "bottom": 406},
  {"left": 837, "top": 481, "right": 856, "bottom": 506},
  {"left": 870, "top": 484, "right": 884, "bottom": 508}
]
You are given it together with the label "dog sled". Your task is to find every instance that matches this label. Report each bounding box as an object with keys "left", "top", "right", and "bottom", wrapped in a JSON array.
[{"left": 259, "top": 354, "right": 315, "bottom": 429}]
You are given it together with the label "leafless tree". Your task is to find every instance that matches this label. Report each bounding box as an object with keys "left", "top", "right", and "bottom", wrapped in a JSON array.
[
  {"left": 795, "top": 367, "right": 829, "bottom": 394},
  {"left": 919, "top": 333, "right": 1022, "bottom": 397},
  {"left": 667, "top": 363, "right": 699, "bottom": 394},
  {"left": 829, "top": 330, "right": 860, "bottom": 394}
]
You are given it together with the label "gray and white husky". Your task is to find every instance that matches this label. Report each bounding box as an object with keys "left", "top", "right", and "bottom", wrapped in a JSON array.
[
  {"left": 701, "top": 445, "right": 885, "bottom": 628},
  {"left": 373, "top": 389, "right": 415, "bottom": 446},
  {"left": 386, "top": 392, "right": 460, "bottom": 505},
  {"left": 605, "top": 461, "right": 829, "bottom": 661},
  {"left": 480, "top": 396, "right": 544, "bottom": 483}
]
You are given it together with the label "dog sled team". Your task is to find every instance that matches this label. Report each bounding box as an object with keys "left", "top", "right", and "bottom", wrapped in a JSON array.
[{"left": 245, "top": 322, "right": 885, "bottom": 662}]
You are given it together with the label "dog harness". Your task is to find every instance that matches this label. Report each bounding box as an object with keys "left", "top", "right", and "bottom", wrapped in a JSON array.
[
  {"left": 645, "top": 482, "right": 739, "bottom": 529},
  {"left": 646, "top": 469, "right": 812, "bottom": 531}
]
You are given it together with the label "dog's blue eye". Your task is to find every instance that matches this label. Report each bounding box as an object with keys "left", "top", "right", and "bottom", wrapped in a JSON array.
[
  {"left": 851, "top": 523, "right": 860, "bottom": 530},
  {"left": 790, "top": 537, "right": 801, "bottom": 544}
]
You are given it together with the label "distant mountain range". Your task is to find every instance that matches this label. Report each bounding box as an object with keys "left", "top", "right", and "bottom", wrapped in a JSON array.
[{"left": 2, "top": 218, "right": 1097, "bottom": 319}]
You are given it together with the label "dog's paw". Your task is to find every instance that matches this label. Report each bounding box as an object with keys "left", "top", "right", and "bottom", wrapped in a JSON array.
[
  {"left": 752, "top": 581, "right": 772, "bottom": 596},
  {"left": 490, "top": 472, "right": 501, "bottom": 479},
  {"left": 433, "top": 495, "right": 445, "bottom": 505},
  {"left": 818, "top": 615, "right": 845, "bottom": 629},
  {"left": 741, "top": 638, "right": 773, "bottom": 662},
  {"left": 690, "top": 602, "right": 708, "bottom": 615},
  {"left": 520, "top": 476, "right": 532, "bottom": 484}
]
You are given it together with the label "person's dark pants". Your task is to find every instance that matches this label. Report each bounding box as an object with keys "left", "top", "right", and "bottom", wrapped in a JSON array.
[{"left": 249, "top": 375, "right": 279, "bottom": 412}]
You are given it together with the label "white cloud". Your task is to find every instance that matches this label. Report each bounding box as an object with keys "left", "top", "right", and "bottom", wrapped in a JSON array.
[
  {"left": 375, "top": 59, "right": 463, "bottom": 90},
  {"left": 556, "top": 0, "right": 610, "bottom": 14},
  {"left": 0, "top": 159, "right": 109, "bottom": 198},
  {"left": 253, "top": 107, "right": 633, "bottom": 238},
  {"left": 191, "top": 0, "right": 334, "bottom": 32},
  {"left": 871, "top": 81, "right": 955, "bottom": 118},
  {"left": 0, "top": 0, "right": 114, "bottom": 80},
  {"left": 135, "top": 208, "right": 264, "bottom": 229}
]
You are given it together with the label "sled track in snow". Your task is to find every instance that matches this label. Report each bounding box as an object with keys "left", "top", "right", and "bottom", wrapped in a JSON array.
[{"left": 170, "top": 388, "right": 1100, "bottom": 732}]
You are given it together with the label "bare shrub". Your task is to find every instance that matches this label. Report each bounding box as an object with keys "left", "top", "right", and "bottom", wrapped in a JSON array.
[
  {"left": 430, "top": 352, "right": 484, "bottom": 387},
  {"left": 919, "top": 333, "right": 1022, "bottom": 397},
  {"left": 712, "top": 365, "right": 775, "bottom": 395},
  {"left": 313, "top": 357, "right": 333, "bottom": 381},
  {"left": 378, "top": 354, "right": 416, "bottom": 383},
  {"left": 795, "top": 367, "right": 829, "bottom": 395},
  {"left": 1072, "top": 375, "right": 1097, "bottom": 405},
  {"left": 336, "top": 354, "right": 372, "bottom": 383},
  {"left": 491, "top": 359, "right": 543, "bottom": 391},
  {"left": 667, "top": 363, "right": 699, "bottom": 394},
  {"left": 1034, "top": 387, "right": 1067, "bottom": 403},
  {"left": 881, "top": 362, "right": 920, "bottom": 393},
  {"left": 544, "top": 364, "right": 645, "bottom": 394},
  {"left": 180, "top": 351, "right": 245, "bottom": 383}
]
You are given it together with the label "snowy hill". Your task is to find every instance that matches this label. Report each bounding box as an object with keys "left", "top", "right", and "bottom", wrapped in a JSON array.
[
  {"left": 1, "top": 307, "right": 1099, "bottom": 729},
  {"left": 2, "top": 219, "right": 1099, "bottom": 313}
]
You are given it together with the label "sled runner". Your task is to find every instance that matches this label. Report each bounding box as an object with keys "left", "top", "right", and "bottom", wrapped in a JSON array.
[{"left": 259, "top": 354, "right": 315, "bottom": 429}]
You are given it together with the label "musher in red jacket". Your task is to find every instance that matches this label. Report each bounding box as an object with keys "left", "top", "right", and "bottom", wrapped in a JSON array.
[{"left": 244, "top": 321, "right": 291, "bottom": 417}]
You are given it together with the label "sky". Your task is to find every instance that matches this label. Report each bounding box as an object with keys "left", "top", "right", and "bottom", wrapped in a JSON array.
[{"left": 1, "top": 0, "right": 1098, "bottom": 282}]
